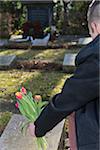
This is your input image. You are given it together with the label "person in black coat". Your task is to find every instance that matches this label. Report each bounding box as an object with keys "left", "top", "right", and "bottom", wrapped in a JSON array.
[{"left": 29, "top": 1, "right": 99, "bottom": 150}]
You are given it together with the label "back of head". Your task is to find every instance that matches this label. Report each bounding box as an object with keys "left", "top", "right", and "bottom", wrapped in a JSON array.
[{"left": 87, "top": 0, "right": 100, "bottom": 24}]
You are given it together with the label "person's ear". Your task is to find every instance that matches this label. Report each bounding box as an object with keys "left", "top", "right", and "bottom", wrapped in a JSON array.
[
  {"left": 90, "top": 22, "right": 97, "bottom": 33},
  {"left": 91, "top": 21, "right": 100, "bottom": 34},
  {"left": 89, "top": 21, "right": 100, "bottom": 39},
  {"left": 96, "top": 22, "right": 100, "bottom": 34}
]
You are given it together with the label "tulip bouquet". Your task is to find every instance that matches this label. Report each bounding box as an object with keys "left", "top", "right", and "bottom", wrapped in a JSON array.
[{"left": 15, "top": 87, "right": 48, "bottom": 150}]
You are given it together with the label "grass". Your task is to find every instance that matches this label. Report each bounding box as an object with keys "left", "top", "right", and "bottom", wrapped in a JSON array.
[
  {"left": 0, "top": 48, "right": 79, "bottom": 63},
  {"left": 24, "top": 71, "right": 72, "bottom": 100},
  {"left": 0, "top": 70, "right": 35, "bottom": 100},
  {"left": 0, "top": 112, "right": 12, "bottom": 135},
  {"left": 0, "top": 69, "right": 72, "bottom": 101}
]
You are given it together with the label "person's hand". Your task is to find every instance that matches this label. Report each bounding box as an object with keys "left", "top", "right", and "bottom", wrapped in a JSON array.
[{"left": 28, "top": 123, "right": 35, "bottom": 137}]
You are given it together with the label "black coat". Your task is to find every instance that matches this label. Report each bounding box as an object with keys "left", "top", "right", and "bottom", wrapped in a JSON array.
[{"left": 34, "top": 35, "right": 99, "bottom": 150}]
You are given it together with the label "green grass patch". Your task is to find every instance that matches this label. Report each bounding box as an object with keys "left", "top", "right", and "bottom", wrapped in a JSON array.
[
  {"left": 0, "top": 70, "right": 35, "bottom": 100},
  {"left": 0, "top": 48, "right": 78, "bottom": 62},
  {"left": 23, "top": 71, "right": 72, "bottom": 100},
  {"left": 0, "top": 112, "right": 12, "bottom": 135},
  {"left": 0, "top": 70, "right": 72, "bottom": 101}
]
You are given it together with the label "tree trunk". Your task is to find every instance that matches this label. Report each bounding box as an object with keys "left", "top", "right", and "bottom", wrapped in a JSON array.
[{"left": 0, "top": 12, "right": 11, "bottom": 39}]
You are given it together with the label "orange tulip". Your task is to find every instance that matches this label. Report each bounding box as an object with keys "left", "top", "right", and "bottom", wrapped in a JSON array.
[
  {"left": 20, "top": 87, "right": 27, "bottom": 95},
  {"left": 15, "top": 92, "right": 22, "bottom": 100},
  {"left": 34, "top": 95, "right": 42, "bottom": 102}
]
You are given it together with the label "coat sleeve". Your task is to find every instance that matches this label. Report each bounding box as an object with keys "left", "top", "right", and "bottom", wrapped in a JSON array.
[{"left": 34, "top": 55, "right": 99, "bottom": 137}]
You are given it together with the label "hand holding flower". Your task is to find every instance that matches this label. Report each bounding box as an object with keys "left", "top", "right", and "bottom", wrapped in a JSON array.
[
  {"left": 28, "top": 123, "right": 36, "bottom": 137},
  {"left": 15, "top": 87, "right": 48, "bottom": 150}
]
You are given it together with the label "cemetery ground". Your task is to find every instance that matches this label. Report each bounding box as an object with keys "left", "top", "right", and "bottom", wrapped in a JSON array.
[{"left": 0, "top": 46, "right": 79, "bottom": 149}]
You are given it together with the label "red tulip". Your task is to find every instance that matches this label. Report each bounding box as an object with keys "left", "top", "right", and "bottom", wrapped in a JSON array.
[
  {"left": 15, "top": 92, "right": 22, "bottom": 100},
  {"left": 20, "top": 87, "right": 27, "bottom": 95},
  {"left": 15, "top": 102, "right": 19, "bottom": 108}
]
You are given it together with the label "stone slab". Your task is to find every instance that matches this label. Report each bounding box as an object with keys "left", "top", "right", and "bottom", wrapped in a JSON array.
[
  {"left": 63, "top": 53, "right": 77, "bottom": 73},
  {"left": 78, "top": 37, "right": 92, "bottom": 45},
  {"left": 9, "top": 36, "right": 29, "bottom": 43},
  {"left": 0, "top": 55, "right": 16, "bottom": 69},
  {"left": 31, "top": 34, "right": 50, "bottom": 46},
  {"left": 10, "top": 35, "right": 23, "bottom": 40},
  {"left": 0, "top": 39, "right": 8, "bottom": 47},
  {"left": 0, "top": 114, "right": 65, "bottom": 150},
  {"left": 63, "top": 54, "right": 77, "bottom": 66}
]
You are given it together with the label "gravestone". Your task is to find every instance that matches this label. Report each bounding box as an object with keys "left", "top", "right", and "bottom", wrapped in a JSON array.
[
  {"left": 0, "top": 114, "right": 65, "bottom": 150},
  {"left": 78, "top": 37, "right": 92, "bottom": 45},
  {"left": 10, "top": 35, "right": 23, "bottom": 40},
  {"left": 63, "top": 54, "right": 77, "bottom": 73},
  {"left": 31, "top": 33, "right": 50, "bottom": 47},
  {"left": 0, "top": 55, "right": 16, "bottom": 69},
  {"left": 9, "top": 36, "right": 29, "bottom": 42},
  {"left": 0, "top": 39, "right": 8, "bottom": 47}
]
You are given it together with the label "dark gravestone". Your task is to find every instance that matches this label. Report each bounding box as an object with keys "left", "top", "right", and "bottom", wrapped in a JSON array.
[
  {"left": 0, "top": 55, "right": 16, "bottom": 69},
  {"left": 63, "top": 54, "right": 77, "bottom": 73}
]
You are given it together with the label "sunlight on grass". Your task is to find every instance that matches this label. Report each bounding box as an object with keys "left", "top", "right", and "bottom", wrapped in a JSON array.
[
  {"left": 0, "top": 70, "right": 70, "bottom": 101},
  {"left": 0, "top": 70, "right": 40, "bottom": 100},
  {"left": 0, "top": 48, "right": 78, "bottom": 63},
  {"left": 0, "top": 112, "right": 12, "bottom": 135},
  {"left": 0, "top": 49, "right": 27, "bottom": 56},
  {"left": 23, "top": 71, "right": 71, "bottom": 100},
  {"left": 0, "top": 49, "right": 67, "bottom": 62},
  {"left": 0, "top": 49, "right": 43, "bottom": 60},
  {"left": 50, "top": 74, "right": 72, "bottom": 96},
  {"left": 34, "top": 49, "right": 66, "bottom": 61}
]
